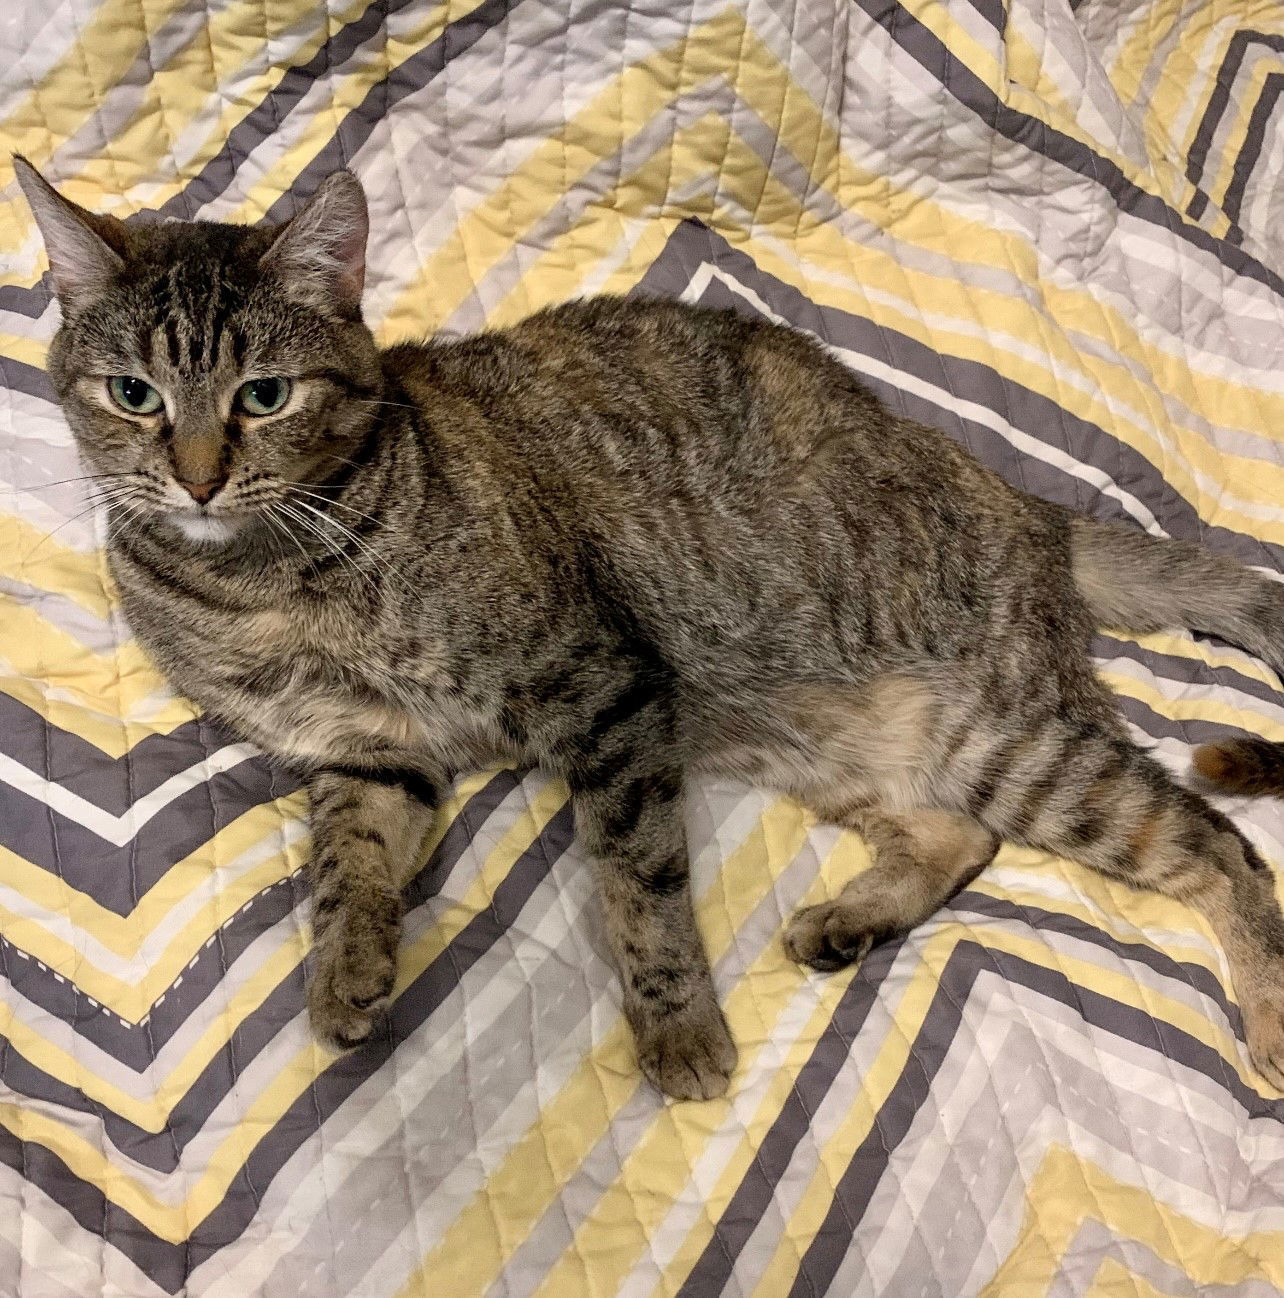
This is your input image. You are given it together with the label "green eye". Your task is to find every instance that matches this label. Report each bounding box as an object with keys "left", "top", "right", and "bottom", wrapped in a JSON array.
[
  {"left": 107, "top": 376, "right": 163, "bottom": 415},
  {"left": 236, "top": 378, "right": 291, "bottom": 416}
]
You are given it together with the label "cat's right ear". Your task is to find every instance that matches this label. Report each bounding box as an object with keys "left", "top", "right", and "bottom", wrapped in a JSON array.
[{"left": 12, "top": 156, "right": 126, "bottom": 315}]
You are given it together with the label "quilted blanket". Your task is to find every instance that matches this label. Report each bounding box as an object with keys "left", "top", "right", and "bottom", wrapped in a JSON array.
[{"left": 4, "top": 0, "right": 1284, "bottom": 1293}]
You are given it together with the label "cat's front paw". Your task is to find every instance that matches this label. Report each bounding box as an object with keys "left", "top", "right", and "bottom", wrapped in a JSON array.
[
  {"left": 307, "top": 935, "right": 398, "bottom": 1051},
  {"left": 635, "top": 997, "right": 737, "bottom": 1101},
  {"left": 782, "top": 899, "right": 875, "bottom": 972}
]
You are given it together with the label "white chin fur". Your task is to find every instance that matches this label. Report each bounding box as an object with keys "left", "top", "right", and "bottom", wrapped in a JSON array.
[{"left": 168, "top": 512, "right": 241, "bottom": 545}]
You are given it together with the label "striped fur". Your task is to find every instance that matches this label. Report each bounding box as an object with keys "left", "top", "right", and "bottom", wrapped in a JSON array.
[{"left": 19, "top": 163, "right": 1284, "bottom": 1097}]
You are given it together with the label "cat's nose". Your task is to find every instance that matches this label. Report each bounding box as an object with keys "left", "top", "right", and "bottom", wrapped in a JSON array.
[{"left": 178, "top": 475, "right": 227, "bottom": 504}]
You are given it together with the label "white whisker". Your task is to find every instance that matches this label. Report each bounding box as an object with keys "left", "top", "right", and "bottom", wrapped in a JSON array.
[
  {"left": 275, "top": 500, "right": 372, "bottom": 593},
  {"left": 264, "top": 503, "right": 323, "bottom": 583},
  {"left": 0, "top": 471, "right": 137, "bottom": 496},
  {"left": 280, "top": 482, "right": 384, "bottom": 529},
  {"left": 286, "top": 497, "right": 400, "bottom": 596},
  {"left": 24, "top": 500, "right": 112, "bottom": 560},
  {"left": 107, "top": 500, "right": 150, "bottom": 547},
  {"left": 359, "top": 398, "right": 421, "bottom": 412}
]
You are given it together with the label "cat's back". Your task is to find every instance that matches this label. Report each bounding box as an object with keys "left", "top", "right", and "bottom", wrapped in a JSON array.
[
  {"left": 506, "top": 295, "right": 893, "bottom": 459},
  {"left": 385, "top": 295, "right": 924, "bottom": 502}
]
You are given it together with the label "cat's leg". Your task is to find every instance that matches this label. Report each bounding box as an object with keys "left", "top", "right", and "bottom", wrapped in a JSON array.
[
  {"left": 957, "top": 720, "right": 1284, "bottom": 1089},
  {"left": 305, "top": 767, "right": 439, "bottom": 1049},
  {"left": 753, "top": 675, "right": 999, "bottom": 970},
  {"left": 564, "top": 686, "right": 735, "bottom": 1101},
  {"left": 784, "top": 804, "right": 999, "bottom": 970}
]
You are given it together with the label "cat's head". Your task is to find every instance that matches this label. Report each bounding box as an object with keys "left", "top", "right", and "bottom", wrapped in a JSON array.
[{"left": 15, "top": 159, "right": 383, "bottom": 544}]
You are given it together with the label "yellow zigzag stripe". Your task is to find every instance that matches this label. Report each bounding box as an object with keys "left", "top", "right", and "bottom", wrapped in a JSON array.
[
  {"left": 1001, "top": 14, "right": 1214, "bottom": 223},
  {"left": 216, "top": 0, "right": 486, "bottom": 226},
  {"left": 980, "top": 1144, "right": 1283, "bottom": 1293},
  {"left": 5, "top": 15, "right": 1284, "bottom": 602},
  {"left": 742, "top": 917, "right": 1271, "bottom": 1298},
  {"left": 977, "top": 848, "right": 1246, "bottom": 962},
  {"left": 1100, "top": 668, "right": 1284, "bottom": 739},
  {"left": 1108, "top": 0, "right": 1189, "bottom": 110},
  {"left": 0, "top": 511, "right": 118, "bottom": 621},
  {"left": 0, "top": 596, "right": 170, "bottom": 714},
  {"left": 0, "top": 0, "right": 195, "bottom": 143},
  {"left": 80, "top": 0, "right": 373, "bottom": 200},
  {"left": 1166, "top": 5, "right": 1257, "bottom": 169},
  {"left": 0, "top": 670, "right": 195, "bottom": 760},
  {"left": 364, "top": 19, "right": 1284, "bottom": 520},
  {"left": 0, "top": 0, "right": 497, "bottom": 275},
  {"left": 1104, "top": 628, "right": 1284, "bottom": 694},
  {"left": 0, "top": 764, "right": 517, "bottom": 1012},
  {"left": 632, "top": 841, "right": 1250, "bottom": 1298},
  {"left": 1085, "top": 1259, "right": 1179, "bottom": 1298},
  {"left": 711, "top": 214, "right": 1284, "bottom": 518},
  {"left": 395, "top": 793, "right": 833, "bottom": 1298},
  {"left": 0, "top": 331, "right": 48, "bottom": 370},
  {"left": 1, "top": 927, "right": 307, "bottom": 1136},
  {"left": 391, "top": 803, "right": 1262, "bottom": 1298},
  {"left": 1200, "top": 41, "right": 1280, "bottom": 213}
]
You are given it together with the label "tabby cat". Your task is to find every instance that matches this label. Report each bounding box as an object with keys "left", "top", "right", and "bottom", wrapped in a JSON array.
[{"left": 17, "top": 159, "right": 1284, "bottom": 1100}]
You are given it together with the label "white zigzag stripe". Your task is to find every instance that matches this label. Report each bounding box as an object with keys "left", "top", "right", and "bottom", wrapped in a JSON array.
[{"left": 0, "top": 743, "right": 259, "bottom": 845}]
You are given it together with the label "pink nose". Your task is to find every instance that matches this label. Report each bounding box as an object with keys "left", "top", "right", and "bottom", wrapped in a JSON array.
[{"left": 178, "top": 476, "right": 226, "bottom": 504}]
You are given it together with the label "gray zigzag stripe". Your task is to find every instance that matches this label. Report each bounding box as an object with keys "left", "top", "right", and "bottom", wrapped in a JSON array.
[
  {"left": 0, "top": 758, "right": 293, "bottom": 913},
  {"left": 0, "top": 355, "right": 52, "bottom": 402},
  {"left": 47, "top": 1, "right": 336, "bottom": 195},
  {"left": 0, "top": 0, "right": 524, "bottom": 319},
  {"left": 680, "top": 927, "right": 1279, "bottom": 1298},
  {"left": 8, "top": 174, "right": 1284, "bottom": 1291},
  {"left": 851, "top": 0, "right": 1284, "bottom": 297},
  {"left": 1110, "top": 690, "right": 1255, "bottom": 748},
  {"left": 1094, "top": 633, "right": 1284, "bottom": 713},
  {"left": 1059, "top": 1217, "right": 1282, "bottom": 1298},
  {"left": 0, "top": 691, "right": 243, "bottom": 811},
  {"left": 785, "top": 938, "right": 1282, "bottom": 1297},
  {"left": 1185, "top": 31, "right": 1284, "bottom": 202},
  {"left": 4, "top": 229, "right": 1273, "bottom": 1171},
  {"left": 7, "top": 867, "right": 1267, "bottom": 1289},
  {"left": 1222, "top": 70, "right": 1284, "bottom": 225}
]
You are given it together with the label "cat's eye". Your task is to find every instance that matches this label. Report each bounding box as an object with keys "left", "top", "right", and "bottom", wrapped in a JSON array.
[
  {"left": 107, "top": 376, "right": 163, "bottom": 416},
  {"left": 236, "top": 378, "right": 291, "bottom": 416}
]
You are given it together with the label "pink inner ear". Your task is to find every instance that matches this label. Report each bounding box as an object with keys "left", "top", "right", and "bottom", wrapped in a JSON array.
[{"left": 332, "top": 224, "right": 366, "bottom": 300}]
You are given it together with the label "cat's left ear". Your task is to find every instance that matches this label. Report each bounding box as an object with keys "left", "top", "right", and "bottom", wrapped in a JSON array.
[
  {"left": 13, "top": 155, "right": 128, "bottom": 315},
  {"left": 262, "top": 170, "right": 368, "bottom": 318}
]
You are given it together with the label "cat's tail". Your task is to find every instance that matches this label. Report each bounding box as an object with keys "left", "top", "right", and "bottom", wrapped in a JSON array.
[
  {"left": 1069, "top": 515, "right": 1284, "bottom": 677},
  {"left": 1070, "top": 514, "right": 1284, "bottom": 799},
  {"left": 1192, "top": 736, "right": 1284, "bottom": 797}
]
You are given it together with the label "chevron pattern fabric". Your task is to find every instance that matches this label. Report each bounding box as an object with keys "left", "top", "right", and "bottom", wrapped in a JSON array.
[{"left": 2, "top": 0, "right": 1284, "bottom": 1293}]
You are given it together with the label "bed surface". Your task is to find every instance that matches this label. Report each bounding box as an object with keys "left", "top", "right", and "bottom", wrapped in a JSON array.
[{"left": 2, "top": 0, "right": 1284, "bottom": 1293}]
